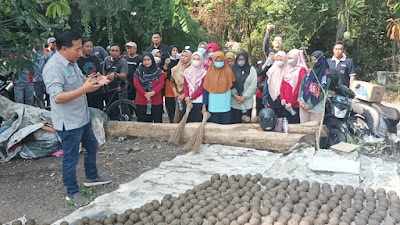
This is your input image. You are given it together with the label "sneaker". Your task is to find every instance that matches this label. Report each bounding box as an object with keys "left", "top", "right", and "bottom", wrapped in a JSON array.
[
  {"left": 65, "top": 192, "right": 90, "bottom": 206},
  {"left": 83, "top": 175, "right": 112, "bottom": 187}
]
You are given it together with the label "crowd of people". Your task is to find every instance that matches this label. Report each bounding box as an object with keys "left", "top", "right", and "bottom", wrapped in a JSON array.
[
  {"left": 11, "top": 23, "right": 356, "bottom": 127},
  {"left": 7, "top": 25, "right": 357, "bottom": 206}
]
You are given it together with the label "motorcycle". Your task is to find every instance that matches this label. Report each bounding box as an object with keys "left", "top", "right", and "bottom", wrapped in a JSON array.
[
  {"left": 0, "top": 72, "right": 15, "bottom": 102},
  {"left": 351, "top": 84, "right": 400, "bottom": 139},
  {"left": 323, "top": 70, "right": 400, "bottom": 148},
  {"left": 323, "top": 70, "right": 355, "bottom": 148}
]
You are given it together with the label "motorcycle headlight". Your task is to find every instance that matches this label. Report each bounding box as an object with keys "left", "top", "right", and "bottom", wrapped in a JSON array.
[{"left": 333, "top": 106, "right": 348, "bottom": 119}]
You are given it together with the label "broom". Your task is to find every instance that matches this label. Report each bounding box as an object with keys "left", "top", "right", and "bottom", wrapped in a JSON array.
[
  {"left": 168, "top": 103, "right": 193, "bottom": 145},
  {"left": 184, "top": 111, "right": 211, "bottom": 154},
  {"left": 173, "top": 100, "right": 182, "bottom": 123}
]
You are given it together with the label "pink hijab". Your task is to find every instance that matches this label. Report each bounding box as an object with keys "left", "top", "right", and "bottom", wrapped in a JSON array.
[
  {"left": 185, "top": 52, "right": 207, "bottom": 95},
  {"left": 203, "top": 43, "right": 220, "bottom": 70},
  {"left": 283, "top": 49, "right": 308, "bottom": 92},
  {"left": 267, "top": 51, "right": 287, "bottom": 101}
]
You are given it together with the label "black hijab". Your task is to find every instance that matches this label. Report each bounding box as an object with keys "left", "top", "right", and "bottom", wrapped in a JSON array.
[
  {"left": 134, "top": 53, "right": 163, "bottom": 92},
  {"left": 232, "top": 50, "right": 251, "bottom": 96},
  {"left": 166, "top": 45, "right": 180, "bottom": 80}
]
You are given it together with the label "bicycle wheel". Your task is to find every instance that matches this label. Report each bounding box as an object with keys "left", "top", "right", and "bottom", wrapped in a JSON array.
[{"left": 105, "top": 99, "right": 137, "bottom": 121}]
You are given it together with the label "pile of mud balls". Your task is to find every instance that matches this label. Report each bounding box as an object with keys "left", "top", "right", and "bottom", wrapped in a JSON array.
[{"left": 12, "top": 174, "right": 400, "bottom": 225}]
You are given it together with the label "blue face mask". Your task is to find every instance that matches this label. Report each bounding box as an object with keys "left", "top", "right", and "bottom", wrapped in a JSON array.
[
  {"left": 170, "top": 53, "right": 181, "bottom": 61},
  {"left": 198, "top": 48, "right": 206, "bottom": 55},
  {"left": 214, "top": 61, "right": 224, "bottom": 68}
]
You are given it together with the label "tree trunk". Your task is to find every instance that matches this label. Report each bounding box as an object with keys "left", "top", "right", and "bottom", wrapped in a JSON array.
[
  {"left": 393, "top": 41, "right": 399, "bottom": 72},
  {"left": 247, "top": 22, "right": 252, "bottom": 64},
  {"left": 245, "top": 0, "right": 252, "bottom": 64},
  {"left": 336, "top": 0, "right": 347, "bottom": 42},
  {"left": 106, "top": 122, "right": 327, "bottom": 152}
]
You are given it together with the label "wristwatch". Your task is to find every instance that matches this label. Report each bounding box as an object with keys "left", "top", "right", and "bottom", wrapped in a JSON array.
[{"left": 189, "top": 96, "right": 193, "bottom": 101}]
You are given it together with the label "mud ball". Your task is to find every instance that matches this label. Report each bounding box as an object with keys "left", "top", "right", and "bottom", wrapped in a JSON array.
[
  {"left": 60, "top": 222, "right": 69, "bottom": 225},
  {"left": 182, "top": 218, "right": 192, "bottom": 225},
  {"left": 171, "top": 219, "right": 181, "bottom": 225},
  {"left": 354, "top": 218, "right": 367, "bottom": 225},
  {"left": 104, "top": 217, "right": 115, "bottom": 224},
  {"left": 249, "top": 218, "right": 260, "bottom": 225},
  {"left": 74, "top": 220, "right": 84, "bottom": 225},
  {"left": 24, "top": 219, "right": 35, "bottom": 225},
  {"left": 313, "top": 218, "right": 324, "bottom": 225},
  {"left": 339, "top": 215, "right": 351, "bottom": 224},
  {"left": 298, "top": 220, "right": 309, "bottom": 225},
  {"left": 82, "top": 217, "right": 91, "bottom": 224},
  {"left": 329, "top": 217, "right": 340, "bottom": 225},
  {"left": 118, "top": 214, "right": 129, "bottom": 223},
  {"left": 338, "top": 223, "right": 349, "bottom": 225}
]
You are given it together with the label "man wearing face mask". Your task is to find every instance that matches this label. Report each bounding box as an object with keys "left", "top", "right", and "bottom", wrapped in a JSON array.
[
  {"left": 256, "top": 49, "right": 277, "bottom": 115},
  {"left": 103, "top": 43, "right": 129, "bottom": 119}
]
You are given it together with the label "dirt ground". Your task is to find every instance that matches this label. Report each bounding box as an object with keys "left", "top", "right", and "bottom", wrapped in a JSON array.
[{"left": 0, "top": 138, "right": 185, "bottom": 224}]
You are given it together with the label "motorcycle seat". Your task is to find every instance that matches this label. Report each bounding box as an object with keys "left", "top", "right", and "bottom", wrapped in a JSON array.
[{"left": 372, "top": 103, "right": 400, "bottom": 120}]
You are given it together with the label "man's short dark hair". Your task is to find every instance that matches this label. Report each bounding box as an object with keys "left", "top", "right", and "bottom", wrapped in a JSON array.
[
  {"left": 110, "top": 43, "right": 121, "bottom": 51},
  {"left": 56, "top": 31, "right": 82, "bottom": 49},
  {"left": 82, "top": 37, "right": 93, "bottom": 45},
  {"left": 152, "top": 31, "right": 161, "bottom": 37},
  {"left": 334, "top": 41, "right": 346, "bottom": 50}
]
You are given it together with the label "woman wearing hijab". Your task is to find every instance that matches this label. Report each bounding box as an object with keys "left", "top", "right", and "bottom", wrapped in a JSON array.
[
  {"left": 197, "top": 42, "right": 208, "bottom": 58},
  {"left": 262, "top": 51, "right": 287, "bottom": 119},
  {"left": 134, "top": 53, "right": 165, "bottom": 123},
  {"left": 184, "top": 52, "right": 207, "bottom": 122},
  {"left": 230, "top": 50, "right": 257, "bottom": 124},
  {"left": 203, "top": 51, "right": 236, "bottom": 124},
  {"left": 203, "top": 43, "right": 220, "bottom": 71},
  {"left": 256, "top": 49, "right": 277, "bottom": 115},
  {"left": 151, "top": 49, "right": 162, "bottom": 68},
  {"left": 171, "top": 50, "right": 193, "bottom": 122},
  {"left": 163, "top": 45, "right": 180, "bottom": 123},
  {"left": 280, "top": 49, "right": 308, "bottom": 124},
  {"left": 298, "top": 51, "right": 331, "bottom": 124},
  {"left": 225, "top": 52, "right": 236, "bottom": 68}
]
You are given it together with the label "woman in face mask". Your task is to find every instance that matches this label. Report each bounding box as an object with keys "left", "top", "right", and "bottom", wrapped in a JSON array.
[
  {"left": 230, "top": 50, "right": 257, "bottom": 124},
  {"left": 298, "top": 51, "right": 331, "bottom": 124},
  {"left": 225, "top": 52, "right": 236, "bottom": 68},
  {"left": 262, "top": 51, "right": 287, "bottom": 120},
  {"left": 163, "top": 45, "right": 180, "bottom": 123},
  {"left": 197, "top": 42, "right": 208, "bottom": 58},
  {"left": 151, "top": 49, "right": 162, "bottom": 68},
  {"left": 170, "top": 50, "right": 193, "bottom": 122},
  {"left": 183, "top": 52, "right": 207, "bottom": 122},
  {"left": 202, "top": 51, "right": 236, "bottom": 124},
  {"left": 133, "top": 53, "right": 165, "bottom": 123},
  {"left": 256, "top": 49, "right": 277, "bottom": 115},
  {"left": 203, "top": 43, "right": 220, "bottom": 71},
  {"left": 280, "top": 49, "right": 308, "bottom": 124}
]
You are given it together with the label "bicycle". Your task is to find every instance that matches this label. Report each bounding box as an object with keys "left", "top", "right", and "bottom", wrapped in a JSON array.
[{"left": 103, "top": 80, "right": 137, "bottom": 121}]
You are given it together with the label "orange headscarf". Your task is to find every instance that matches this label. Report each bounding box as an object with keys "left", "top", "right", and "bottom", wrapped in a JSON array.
[{"left": 203, "top": 51, "right": 236, "bottom": 94}]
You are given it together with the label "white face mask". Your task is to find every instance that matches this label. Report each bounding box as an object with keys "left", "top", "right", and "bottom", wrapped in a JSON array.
[
  {"left": 154, "top": 57, "right": 161, "bottom": 64},
  {"left": 237, "top": 61, "right": 246, "bottom": 67},
  {"left": 288, "top": 59, "right": 296, "bottom": 66},
  {"left": 275, "top": 61, "right": 284, "bottom": 67},
  {"left": 208, "top": 52, "right": 215, "bottom": 59},
  {"left": 192, "top": 60, "right": 201, "bottom": 68}
]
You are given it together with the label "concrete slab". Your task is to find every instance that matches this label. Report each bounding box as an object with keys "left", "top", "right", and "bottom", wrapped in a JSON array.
[{"left": 310, "top": 156, "right": 360, "bottom": 174}]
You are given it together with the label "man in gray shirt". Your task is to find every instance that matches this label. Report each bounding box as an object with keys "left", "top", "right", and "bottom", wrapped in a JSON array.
[{"left": 42, "top": 31, "right": 112, "bottom": 206}]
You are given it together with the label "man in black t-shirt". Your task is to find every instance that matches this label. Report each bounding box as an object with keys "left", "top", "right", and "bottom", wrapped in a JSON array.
[
  {"left": 124, "top": 41, "right": 142, "bottom": 101},
  {"left": 77, "top": 38, "right": 104, "bottom": 109},
  {"left": 102, "top": 44, "right": 128, "bottom": 119},
  {"left": 145, "top": 31, "right": 169, "bottom": 66}
]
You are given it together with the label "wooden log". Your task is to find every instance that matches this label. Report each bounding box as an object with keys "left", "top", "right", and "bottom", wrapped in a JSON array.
[{"left": 106, "top": 122, "right": 327, "bottom": 151}]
